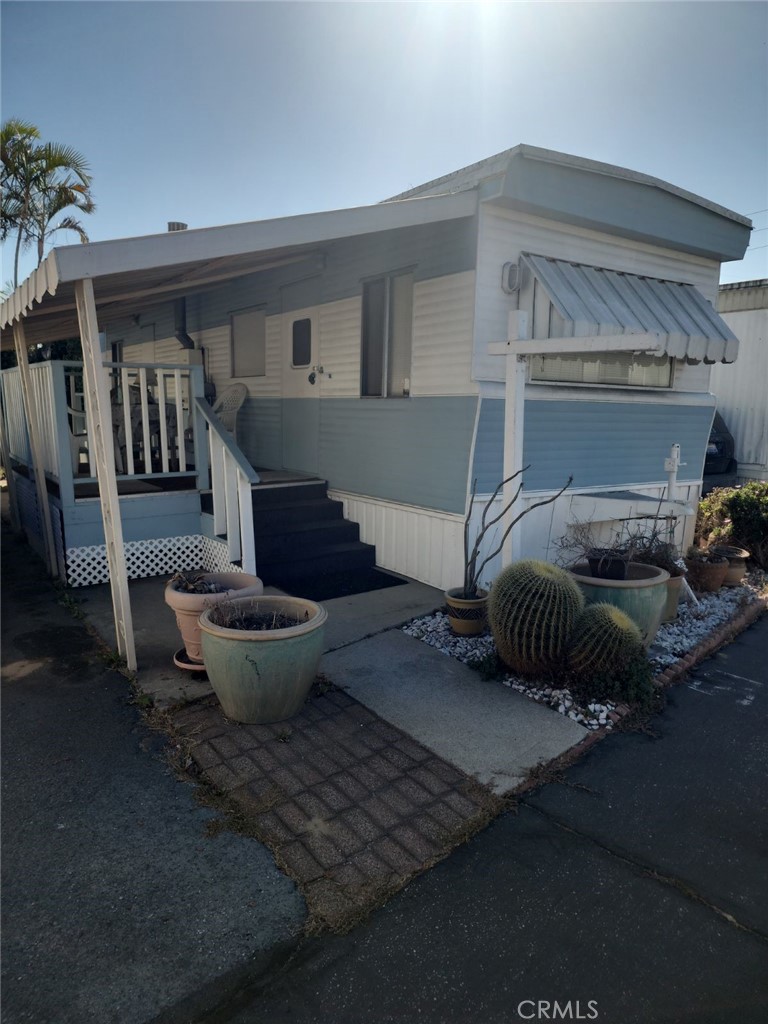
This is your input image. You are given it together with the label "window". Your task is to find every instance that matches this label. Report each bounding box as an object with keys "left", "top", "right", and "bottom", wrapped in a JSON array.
[
  {"left": 231, "top": 308, "right": 266, "bottom": 377},
  {"left": 529, "top": 352, "right": 673, "bottom": 388},
  {"left": 292, "top": 318, "right": 312, "bottom": 367},
  {"left": 361, "top": 272, "right": 413, "bottom": 397}
]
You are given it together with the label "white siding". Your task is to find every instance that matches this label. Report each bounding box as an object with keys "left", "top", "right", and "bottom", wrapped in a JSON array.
[
  {"left": 474, "top": 205, "right": 721, "bottom": 384},
  {"left": 194, "top": 314, "right": 282, "bottom": 397},
  {"left": 319, "top": 297, "right": 361, "bottom": 398},
  {"left": 673, "top": 359, "right": 712, "bottom": 393},
  {"left": 196, "top": 325, "right": 230, "bottom": 386},
  {"left": 710, "top": 307, "right": 768, "bottom": 477},
  {"left": 153, "top": 336, "right": 189, "bottom": 364},
  {"left": 411, "top": 271, "right": 478, "bottom": 397}
]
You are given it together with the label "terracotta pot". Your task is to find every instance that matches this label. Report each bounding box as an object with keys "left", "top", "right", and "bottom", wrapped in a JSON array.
[
  {"left": 199, "top": 596, "right": 327, "bottom": 724},
  {"left": 710, "top": 545, "right": 750, "bottom": 587},
  {"left": 683, "top": 556, "right": 728, "bottom": 593},
  {"left": 444, "top": 588, "right": 488, "bottom": 636},
  {"left": 164, "top": 572, "right": 264, "bottom": 665},
  {"left": 569, "top": 562, "right": 669, "bottom": 648}
]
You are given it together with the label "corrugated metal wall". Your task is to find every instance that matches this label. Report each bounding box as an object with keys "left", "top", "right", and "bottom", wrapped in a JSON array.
[{"left": 710, "top": 306, "right": 768, "bottom": 476}]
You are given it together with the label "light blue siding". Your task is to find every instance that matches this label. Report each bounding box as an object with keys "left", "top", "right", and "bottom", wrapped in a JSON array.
[
  {"left": 270, "top": 396, "right": 477, "bottom": 513},
  {"left": 237, "top": 397, "right": 282, "bottom": 470},
  {"left": 63, "top": 492, "right": 201, "bottom": 548},
  {"left": 473, "top": 397, "right": 714, "bottom": 492}
]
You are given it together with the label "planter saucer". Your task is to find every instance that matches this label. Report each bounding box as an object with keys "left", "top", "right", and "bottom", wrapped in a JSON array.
[{"left": 173, "top": 648, "right": 208, "bottom": 673}]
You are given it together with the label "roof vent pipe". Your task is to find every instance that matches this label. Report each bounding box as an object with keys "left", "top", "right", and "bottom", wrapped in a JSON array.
[{"left": 168, "top": 221, "right": 188, "bottom": 232}]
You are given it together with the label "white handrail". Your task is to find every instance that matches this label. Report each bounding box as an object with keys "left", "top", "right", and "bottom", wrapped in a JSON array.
[{"left": 195, "top": 397, "right": 259, "bottom": 574}]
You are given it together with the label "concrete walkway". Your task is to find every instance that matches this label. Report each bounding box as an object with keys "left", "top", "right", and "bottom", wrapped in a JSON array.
[
  {"left": 324, "top": 631, "right": 586, "bottom": 792},
  {"left": 78, "top": 571, "right": 587, "bottom": 795}
]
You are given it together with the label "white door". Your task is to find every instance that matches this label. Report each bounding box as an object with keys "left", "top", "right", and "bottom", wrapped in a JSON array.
[{"left": 281, "top": 278, "right": 321, "bottom": 474}]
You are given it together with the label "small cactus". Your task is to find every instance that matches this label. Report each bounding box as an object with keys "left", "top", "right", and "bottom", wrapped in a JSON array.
[
  {"left": 568, "top": 603, "right": 643, "bottom": 678},
  {"left": 488, "top": 560, "right": 585, "bottom": 676}
]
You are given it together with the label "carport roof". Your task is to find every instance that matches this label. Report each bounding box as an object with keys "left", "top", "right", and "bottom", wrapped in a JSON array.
[{"left": 1, "top": 190, "right": 477, "bottom": 349}]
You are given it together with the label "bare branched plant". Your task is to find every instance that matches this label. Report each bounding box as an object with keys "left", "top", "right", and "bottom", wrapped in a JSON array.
[
  {"left": 461, "top": 467, "right": 573, "bottom": 598},
  {"left": 554, "top": 498, "right": 685, "bottom": 577}
]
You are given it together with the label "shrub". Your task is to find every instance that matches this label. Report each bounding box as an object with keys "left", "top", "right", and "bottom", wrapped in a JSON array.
[
  {"left": 696, "top": 482, "right": 768, "bottom": 568},
  {"left": 488, "top": 560, "right": 584, "bottom": 677},
  {"left": 570, "top": 652, "right": 655, "bottom": 711}
]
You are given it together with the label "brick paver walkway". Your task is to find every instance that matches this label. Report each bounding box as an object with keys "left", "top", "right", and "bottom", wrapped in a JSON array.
[{"left": 171, "top": 687, "right": 502, "bottom": 931}]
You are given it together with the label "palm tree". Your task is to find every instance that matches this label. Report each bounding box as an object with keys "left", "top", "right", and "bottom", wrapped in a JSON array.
[
  {"left": 1, "top": 118, "right": 40, "bottom": 245},
  {"left": 27, "top": 170, "right": 96, "bottom": 266},
  {"left": 1, "top": 120, "right": 95, "bottom": 287}
]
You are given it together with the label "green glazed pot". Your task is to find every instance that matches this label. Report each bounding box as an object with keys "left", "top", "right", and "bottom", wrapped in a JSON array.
[
  {"left": 199, "top": 595, "right": 327, "bottom": 724},
  {"left": 569, "top": 562, "right": 670, "bottom": 648}
]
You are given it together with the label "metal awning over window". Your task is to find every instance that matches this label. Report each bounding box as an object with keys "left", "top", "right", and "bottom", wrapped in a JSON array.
[{"left": 520, "top": 253, "right": 739, "bottom": 364}]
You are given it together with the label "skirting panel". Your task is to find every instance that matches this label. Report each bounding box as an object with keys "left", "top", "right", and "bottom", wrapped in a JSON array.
[
  {"left": 65, "top": 534, "right": 244, "bottom": 587},
  {"left": 15, "top": 473, "right": 45, "bottom": 559},
  {"left": 327, "top": 489, "right": 464, "bottom": 592}
]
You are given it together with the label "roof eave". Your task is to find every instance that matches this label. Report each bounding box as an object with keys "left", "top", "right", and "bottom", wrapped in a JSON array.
[{"left": 0, "top": 191, "right": 478, "bottom": 333}]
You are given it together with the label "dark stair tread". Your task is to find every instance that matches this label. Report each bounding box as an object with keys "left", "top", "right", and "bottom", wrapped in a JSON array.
[
  {"left": 252, "top": 498, "right": 345, "bottom": 528},
  {"left": 258, "top": 541, "right": 376, "bottom": 577},
  {"left": 255, "top": 517, "right": 356, "bottom": 539},
  {"left": 251, "top": 481, "right": 329, "bottom": 507},
  {"left": 255, "top": 522, "right": 360, "bottom": 561}
]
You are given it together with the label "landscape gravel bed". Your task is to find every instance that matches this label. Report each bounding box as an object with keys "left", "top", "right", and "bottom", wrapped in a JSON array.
[{"left": 402, "top": 571, "right": 766, "bottom": 732}]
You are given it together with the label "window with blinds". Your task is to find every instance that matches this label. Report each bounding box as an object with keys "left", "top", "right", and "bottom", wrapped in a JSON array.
[{"left": 529, "top": 351, "right": 673, "bottom": 388}]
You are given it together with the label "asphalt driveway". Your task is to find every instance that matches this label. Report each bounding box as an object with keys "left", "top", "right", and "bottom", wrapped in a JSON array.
[
  {"left": 212, "top": 615, "right": 768, "bottom": 1024},
  {"left": 0, "top": 526, "right": 306, "bottom": 1024}
]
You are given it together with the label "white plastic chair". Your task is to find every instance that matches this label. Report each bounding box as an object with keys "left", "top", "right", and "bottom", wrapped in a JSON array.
[{"left": 211, "top": 383, "right": 248, "bottom": 441}]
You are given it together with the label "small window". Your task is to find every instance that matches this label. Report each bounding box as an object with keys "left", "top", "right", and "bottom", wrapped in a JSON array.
[
  {"left": 231, "top": 308, "right": 266, "bottom": 377},
  {"left": 530, "top": 352, "right": 673, "bottom": 388},
  {"left": 361, "top": 272, "right": 413, "bottom": 397},
  {"left": 292, "top": 318, "right": 312, "bottom": 367}
]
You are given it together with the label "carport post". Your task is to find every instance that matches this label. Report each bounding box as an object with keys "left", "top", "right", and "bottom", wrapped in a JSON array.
[
  {"left": 488, "top": 310, "right": 529, "bottom": 568},
  {"left": 74, "top": 278, "right": 137, "bottom": 672},
  {"left": 12, "top": 321, "right": 58, "bottom": 575}
]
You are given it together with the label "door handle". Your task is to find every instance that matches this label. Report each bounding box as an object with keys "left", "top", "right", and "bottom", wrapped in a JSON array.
[{"left": 308, "top": 372, "right": 316, "bottom": 385}]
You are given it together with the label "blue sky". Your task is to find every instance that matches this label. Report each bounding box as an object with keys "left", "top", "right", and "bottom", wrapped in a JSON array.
[{"left": 2, "top": 0, "right": 767, "bottom": 285}]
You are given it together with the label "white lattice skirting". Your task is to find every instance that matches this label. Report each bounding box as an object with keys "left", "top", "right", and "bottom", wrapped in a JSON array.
[{"left": 65, "top": 535, "right": 243, "bottom": 587}]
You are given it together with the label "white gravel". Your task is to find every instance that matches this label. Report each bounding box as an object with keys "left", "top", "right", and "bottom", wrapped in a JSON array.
[{"left": 402, "top": 571, "right": 766, "bottom": 731}]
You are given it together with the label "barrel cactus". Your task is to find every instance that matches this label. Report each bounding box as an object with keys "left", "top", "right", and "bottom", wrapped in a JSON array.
[
  {"left": 488, "top": 560, "right": 585, "bottom": 676},
  {"left": 568, "top": 602, "right": 643, "bottom": 678}
]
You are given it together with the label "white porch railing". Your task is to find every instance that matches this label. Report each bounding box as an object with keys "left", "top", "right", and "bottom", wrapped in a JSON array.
[
  {"left": 194, "top": 397, "right": 258, "bottom": 574},
  {"left": 78, "top": 361, "right": 199, "bottom": 477},
  {"left": 0, "top": 359, "right": 204, "bottom": 482},
  {"left": 0, "top": 358, "right": 259, "bottom": 576}
]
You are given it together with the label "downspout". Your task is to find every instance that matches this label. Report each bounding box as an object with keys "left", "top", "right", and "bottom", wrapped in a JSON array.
[
  {"left": 173, "top": 296, "right": 195, "bottom": 350},
  {"left": 167, "top": 222, "right": 197, "bottom": 352}
]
